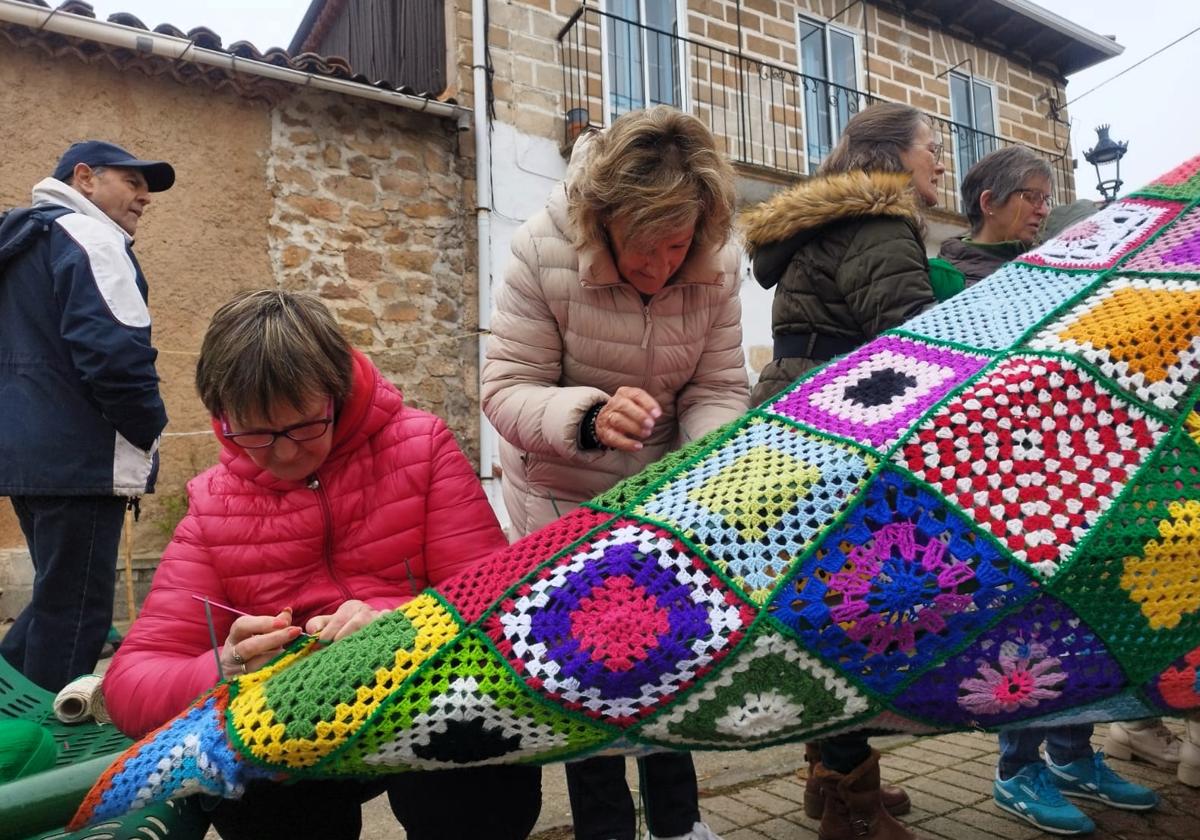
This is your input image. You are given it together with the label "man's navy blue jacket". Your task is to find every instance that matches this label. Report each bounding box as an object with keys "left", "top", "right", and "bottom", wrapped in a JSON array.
[{"left": 0, "top": 179, "right": 167, "bottom": 496}]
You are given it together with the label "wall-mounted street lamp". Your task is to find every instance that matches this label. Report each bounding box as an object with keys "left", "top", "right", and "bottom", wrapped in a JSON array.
[{"left": 1083, "top": 124, "right": 1129, "bottom": 205}]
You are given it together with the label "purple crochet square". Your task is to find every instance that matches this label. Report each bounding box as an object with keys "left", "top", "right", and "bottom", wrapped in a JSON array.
[
  {"left": 1122, "top": 207, "right": 1200, "bottom": 273},
  {"left": 767, "top": 336, "right": 989, "bottom": 449}
]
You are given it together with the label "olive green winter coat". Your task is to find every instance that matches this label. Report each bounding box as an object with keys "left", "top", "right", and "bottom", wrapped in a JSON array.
[{"left": 740, "top": 171, "right": 935, "bottom": 404}]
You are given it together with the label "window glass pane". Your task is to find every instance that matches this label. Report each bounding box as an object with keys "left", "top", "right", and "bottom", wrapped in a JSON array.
[
  {"left": 607, "top": 0, "right": 644, "bottom": 118},
  {"left": 644, "top": 1, "right": 680, "bottom": 107},
  {"left": 799, "top": 20, "right": 831, "bottom": 172},
  {"left": 972, "top": 80, "right": 995, "bottom": 133},
  {"left": 949, "top": 73, "right": 970, "bottom": 126},
  {"left": 828, "top": 29, "right": 858, "bottom": 147}
]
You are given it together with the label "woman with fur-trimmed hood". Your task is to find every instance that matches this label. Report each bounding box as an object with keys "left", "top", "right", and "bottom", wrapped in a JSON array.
[
  {"left": 742, "top": 102, "right": 944, "bottom": 406},
  {"left": 739, "top": 102, "right": 945, "bottom": 840}
]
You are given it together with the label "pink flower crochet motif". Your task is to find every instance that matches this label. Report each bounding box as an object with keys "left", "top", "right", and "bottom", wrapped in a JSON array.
[{"left": 957, "top": 639, "right": 1066, "bottom": 716}]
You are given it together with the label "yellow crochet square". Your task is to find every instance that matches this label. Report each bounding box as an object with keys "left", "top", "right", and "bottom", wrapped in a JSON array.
[
  {"left": 1121, "top": 499, "right": 1200, "bottom": 630},
  {"left": 230, "top": 594, "right": 460, "bottom": 767},
  {"left": 686, "top": 445, "right": 821, "bottom": 542}
]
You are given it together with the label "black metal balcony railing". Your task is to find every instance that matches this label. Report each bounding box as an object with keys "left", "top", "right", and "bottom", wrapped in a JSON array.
[{"left": 557, "top": 6, "right": 1074, "bottom": 215}]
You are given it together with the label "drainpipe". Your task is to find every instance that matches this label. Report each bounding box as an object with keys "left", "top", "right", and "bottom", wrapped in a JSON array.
[
  {"left": 473, "top": 0, "right": 497, "bottom": 479},
  {"left": 0, "top": 0, "right": 469, "bottom": 120}
]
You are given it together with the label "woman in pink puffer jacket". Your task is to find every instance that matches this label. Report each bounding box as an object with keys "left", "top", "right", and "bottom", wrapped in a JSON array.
[{"left": 103, "top": 290, "right": 540, "bottom": 840}]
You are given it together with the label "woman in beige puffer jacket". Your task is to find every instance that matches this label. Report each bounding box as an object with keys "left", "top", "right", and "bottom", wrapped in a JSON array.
[
  {"left": 481, "top": 106, "right": 748, "bottom": 840},
  {"left": 482, "top": 109, "right": 750, "bottom": 539}
]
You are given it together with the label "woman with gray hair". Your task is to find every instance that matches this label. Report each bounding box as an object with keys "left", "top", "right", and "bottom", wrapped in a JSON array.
[{"left": 937, "top": 145, "right": 1053, "bottom": 285}]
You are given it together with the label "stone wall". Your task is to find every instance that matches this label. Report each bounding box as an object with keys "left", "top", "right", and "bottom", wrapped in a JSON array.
[
  {"left": 0, "top": 33, "right": 475, "bottom": 618},
  {"left": 267, "top": 91, "right": 481, "bottom": 465}
]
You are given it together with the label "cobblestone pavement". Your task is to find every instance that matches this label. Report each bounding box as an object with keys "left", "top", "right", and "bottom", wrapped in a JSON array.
[
  {"left": 674, "top": 727, "right": 1198, "bottom": 840},
  {"left": 349, "top": 723, "right": 1199, "bottom": 839}
]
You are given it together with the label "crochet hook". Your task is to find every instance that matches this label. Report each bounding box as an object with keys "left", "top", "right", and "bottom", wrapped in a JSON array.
[{"left": 190, "top": 594, "right": 315, "bottom": 637}]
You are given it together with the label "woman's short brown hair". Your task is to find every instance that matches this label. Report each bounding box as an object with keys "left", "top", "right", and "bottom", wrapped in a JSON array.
[
  {"left": 569, "top": 105, "right": 736, "bottom": 255},
  {"left": 195, "top": 290, "right": 353, "bottom": 422},
  {"left": 818, "top": 102, "right": 930, "bottom": 176},
  {"left": 961, "top": 145, "right": 1054, "bottom": 233}
]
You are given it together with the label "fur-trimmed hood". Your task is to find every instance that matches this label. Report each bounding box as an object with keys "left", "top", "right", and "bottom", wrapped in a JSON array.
[{"left": 740, "top": 170, "right": 922, "bottom": 253}]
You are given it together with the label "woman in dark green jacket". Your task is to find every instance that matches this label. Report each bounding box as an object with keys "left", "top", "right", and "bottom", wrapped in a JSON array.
[
  {"left": 742, "top": 102, "right": 944, "bottom": 406},
  {"left": 740, "top": 102, "right": 944, "bottom": 840}
]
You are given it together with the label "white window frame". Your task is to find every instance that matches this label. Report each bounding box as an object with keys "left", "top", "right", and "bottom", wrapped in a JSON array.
[
  {"left": 795, "top": 14, "right": 865, "bottom": 172},
  {"left": 599, "top": 0, "right": 690, "bottom": 125}
]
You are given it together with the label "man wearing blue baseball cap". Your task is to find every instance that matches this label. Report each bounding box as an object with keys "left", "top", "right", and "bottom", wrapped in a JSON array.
[{"left": 0, "top": 140, "right": 174, "bottom": 692}]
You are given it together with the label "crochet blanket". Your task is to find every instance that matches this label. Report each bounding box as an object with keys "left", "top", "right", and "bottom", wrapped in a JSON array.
[{"left": 73, "top": 155, "right": 1200, "bottom": 827}]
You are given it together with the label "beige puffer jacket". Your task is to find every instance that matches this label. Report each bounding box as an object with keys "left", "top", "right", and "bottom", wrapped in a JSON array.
[{"left": 482, "top": 149, "right": 750, "bottom": 537}]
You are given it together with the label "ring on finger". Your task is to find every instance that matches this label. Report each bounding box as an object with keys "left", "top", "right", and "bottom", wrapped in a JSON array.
[{"left": 230, "top": 647, "right": 245, "bottom": 666}]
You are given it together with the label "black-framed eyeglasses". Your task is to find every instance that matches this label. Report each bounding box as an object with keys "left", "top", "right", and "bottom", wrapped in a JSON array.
[
  {"left": 1015, "top": 189, "right": 1053, "bottom": 209},
  {"left": 220, "top": 398, "right": 334, "bottom": 449}
]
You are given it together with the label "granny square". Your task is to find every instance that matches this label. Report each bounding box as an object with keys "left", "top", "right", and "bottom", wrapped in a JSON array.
[
  {"left": 1122, "top": 206, "right": 1200, "bottom": 274},
  {"left": 898, "top": 263, "right": 1099, "bottom": 352},
  {"left": 766, "top": 469, "right": 1036, "bottom": 695},
  {"left": 1017, "top": 198, "right": 1183, "bottom": 271},
  {"left": 766, "top": 336, "right": 990, "bottom": 449},
  {"left": 636, "top": 417, "right": 875, "bottom": 603},
  {"left": 895, "top": 356, "right": 1165, "bottom": 577},
  {"left": 1027, "top": 276, "right": 1200, "bottom": 414},
  {"left": 486, "top": 520, "right": 755, "bottom": 726}
]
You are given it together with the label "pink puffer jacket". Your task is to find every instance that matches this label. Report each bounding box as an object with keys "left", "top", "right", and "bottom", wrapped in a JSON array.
[{"left": 104, "top": 350, "right": 506, "bottom": 737}]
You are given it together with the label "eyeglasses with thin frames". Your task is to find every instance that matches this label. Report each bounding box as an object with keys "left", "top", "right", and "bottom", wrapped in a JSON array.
[
  {"left": 927, "top": 142, "right": 944, "bottom": 164},
  {"left": 220, "top": 398, "right": 335, "bottom": 449},
  {"left": 1014, "top": 188, "right": 1053, "bottom": 209}
]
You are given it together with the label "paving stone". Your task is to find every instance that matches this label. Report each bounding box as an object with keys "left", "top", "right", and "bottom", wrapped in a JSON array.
[
  {"left": 897, "top": 748, "right": 960, "bottom": 768},
  {"left": 904, "top": 772, "right": 989, "bottom": 805},
  {"left": 701, "top": 795, "right": 771, "bottom": 826},
  {"left": 703, "top": 809, "right": 739, "bottom": 835},
  {"left": 731, "top": 788, "right": 801, "bottom": 817},
  {"left": 755, "top": 816, "right": 818, "bottom": 839},
  {"left": 948, "top": 806, "right": 1042, "bottom": 839},
  {"left": 929, "top": 766, "right": 996, "bottom": 796},
  {"left": 922, "top": 813, "right": 1013, "bottom": 839},
  {"left": 758, "top": 776, "right": 806, "bottom": 804},
  {"left": 724, "top": 829, "right": 770, "bottom": 840},
  {"left": 901, "top": 785, "right": 962, "bottom": 815},
  {"left": 933, "top": 732, "right": 994, "bottom": 753},
  {"left": 885, "top": 748, "right": 948, "bottom": 773},
  {"left": 920, "top": 736, "right": 992, "bottom": 760}
]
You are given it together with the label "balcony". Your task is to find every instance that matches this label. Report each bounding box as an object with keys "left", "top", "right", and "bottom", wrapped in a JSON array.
[{"left": 557, "top": 6, "right": 1074, "bottom": 216}]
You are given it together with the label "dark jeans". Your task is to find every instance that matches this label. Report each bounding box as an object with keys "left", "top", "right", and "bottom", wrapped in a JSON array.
[
  {"left": 566, "top": 753, "right": 700, "bottom": 840},
  {"left": 209, "top": 765, "right": 542, "bottom": 840},
  {"left": 998, "top": 725, "right": 1094, "bottom": 779},
  {"left": 0, "top": 495, "right": 126, "bottom": 692}
]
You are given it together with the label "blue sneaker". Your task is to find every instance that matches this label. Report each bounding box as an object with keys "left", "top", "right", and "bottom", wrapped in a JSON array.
[
  {"left": 994, "top": 763, "right": 1095, "bottom": 835},
  {"left": 1047, "top": 751, "right": 1160, "bottom": 810}
]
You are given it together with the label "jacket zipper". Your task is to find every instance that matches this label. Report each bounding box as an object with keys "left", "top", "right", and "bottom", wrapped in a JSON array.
[
  {"left": 639, "top": 303, "right": 653, "bottom": 350},
  {"left": 309, "top": 473, "right": 353, "bottom": 602}
]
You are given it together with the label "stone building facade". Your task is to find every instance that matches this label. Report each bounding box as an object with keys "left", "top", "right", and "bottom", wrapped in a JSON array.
[{"left": 0, "top": 9, "right": 476, "bottom": 617}]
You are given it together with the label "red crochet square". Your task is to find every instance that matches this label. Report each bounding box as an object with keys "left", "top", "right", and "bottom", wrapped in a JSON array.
[
  {"left": 896, "top": 356, "right": 1165, "bottom": 577},
  {"left": 438, "top": 507, "right": 611, "bottom": 623}
]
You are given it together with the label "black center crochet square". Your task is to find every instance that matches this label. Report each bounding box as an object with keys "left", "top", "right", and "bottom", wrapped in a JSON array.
[{"left": 842, "top": 369, "right": 918, "bottom": 407}]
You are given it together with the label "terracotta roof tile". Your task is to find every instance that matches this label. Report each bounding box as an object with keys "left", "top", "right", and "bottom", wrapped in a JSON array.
[{"left": 2, "top": 0, "right": 452, "bottom": 103}]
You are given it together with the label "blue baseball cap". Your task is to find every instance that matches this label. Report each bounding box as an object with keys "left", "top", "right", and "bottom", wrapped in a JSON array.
[{"left": 52, "top": 140, "right": 175, "bottom": 192}]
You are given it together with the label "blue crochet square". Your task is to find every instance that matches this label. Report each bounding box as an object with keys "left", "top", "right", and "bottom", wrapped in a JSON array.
[{"left": 767, "top": 469, "right": 1037, "bottom": 696}]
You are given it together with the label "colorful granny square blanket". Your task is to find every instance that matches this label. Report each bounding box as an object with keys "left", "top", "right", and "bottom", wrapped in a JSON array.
[{"left": 73, "top": 154, "right": 1200, "bottom": 829}]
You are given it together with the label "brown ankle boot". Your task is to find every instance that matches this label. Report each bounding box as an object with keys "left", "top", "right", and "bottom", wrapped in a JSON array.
[
  {"left": 803, "top": 743, "right": 912, "bottom": 819},
  {"left": 815, "top": 749, "right": 918, "bottom": 840}
]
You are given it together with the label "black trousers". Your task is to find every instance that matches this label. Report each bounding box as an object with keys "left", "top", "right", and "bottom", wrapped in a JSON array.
[
  {"left": 565, "top": 753, "right": 700, "bottom": 840},
  {"left": 819, "top": 733, "right": 874, "bottom": 774},
  {"left": 0, "top": 495, "right": 126, "bottom": 692},
  {"left": 208, "top": 765, "right": 542, "bottom": 840}
]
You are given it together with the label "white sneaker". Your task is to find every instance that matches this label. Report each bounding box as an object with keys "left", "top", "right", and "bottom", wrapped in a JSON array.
[
  {"left": 649, "top": 821, "right": 724, "bottom": 840},
  {"left": 1181, "top": 719, "right": 1200, "bottom": 788},
  {"left": 1105, "top": 719, "right": 1182, "bottom": 768}
]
